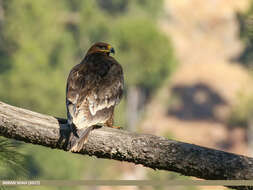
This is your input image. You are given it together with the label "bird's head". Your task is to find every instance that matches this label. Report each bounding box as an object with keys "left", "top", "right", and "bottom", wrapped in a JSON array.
[{"left": 86, "top": 42, "right": 115, "bottom": 57}]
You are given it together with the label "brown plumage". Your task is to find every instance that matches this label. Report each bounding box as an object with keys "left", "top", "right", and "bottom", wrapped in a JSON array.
[{"left": 66, "top": 42, "right": 124, "bottom": 152}]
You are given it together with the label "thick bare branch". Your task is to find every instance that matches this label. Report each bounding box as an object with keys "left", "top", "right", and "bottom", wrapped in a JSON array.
[{"left": 0, "top": 101, "right": 253, "bottom": 189}]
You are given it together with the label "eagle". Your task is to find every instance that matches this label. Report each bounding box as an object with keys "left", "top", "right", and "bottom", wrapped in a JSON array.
[{"left": 66, "top": 42, "right": 124, "bottom": 152}]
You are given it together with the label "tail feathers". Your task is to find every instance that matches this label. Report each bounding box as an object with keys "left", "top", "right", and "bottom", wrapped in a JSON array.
[
  {"left": 69, "top": 126, "right": 95, "bottom": 152},
  {"left": 69, "top": 123, "right": 79, "bottom": 138}
]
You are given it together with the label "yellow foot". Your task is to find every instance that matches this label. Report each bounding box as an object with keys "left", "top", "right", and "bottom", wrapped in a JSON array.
[{"left": 111, "top": 126, "right": 122, "bottom": 129}]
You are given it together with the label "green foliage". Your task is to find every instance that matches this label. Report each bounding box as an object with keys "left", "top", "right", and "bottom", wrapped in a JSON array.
[
  {"left": 238, "top": 0, "right": 253, "bottom": 66},
  {"left": 129, "top": 0, "right": 164, "bottom": 17},
  {"left": 228, "top": 1, "right": 253, "bottom": 127},
  {"left": 228, "top": 91, "right": 253, "bottom": 127},
  {"left": 0, "top": 137, "right": 27, "bottom": 179},
  {"left": 0, "top": 0, "right": 72, "bottom": 117},
  {"left": 96, "top": 0, "right": 129, "bottom": 15},
  {"left": 111, "top": 17, "right": 175, "bottom": 90},
  {"left": 147, "top": 169, "right": 198, "bottom": 190},
  {"left": 21, "top": 145, "right": 86, "bottom": 180}
]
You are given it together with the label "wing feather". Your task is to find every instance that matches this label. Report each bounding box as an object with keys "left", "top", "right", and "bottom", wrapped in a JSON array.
[
  {"left": 87, "top": 63, "right": 124, "bottom": 115},
  {"left": 66, "top": 55, "right": 124, "bottom": 125}
]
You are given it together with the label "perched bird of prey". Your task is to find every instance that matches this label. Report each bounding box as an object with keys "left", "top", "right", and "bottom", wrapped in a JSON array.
[{"left": 66, "top": 42, "right": 124, "bottom": 152}]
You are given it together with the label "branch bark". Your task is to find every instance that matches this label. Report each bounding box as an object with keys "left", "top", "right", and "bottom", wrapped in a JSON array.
[{"left": 0, "top": 101, "right": 253, "bottom": 189}]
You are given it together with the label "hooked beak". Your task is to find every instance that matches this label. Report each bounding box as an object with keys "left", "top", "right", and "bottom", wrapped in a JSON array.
[{"left": 110, "top": 47, "right": 115, "bottom": 55}]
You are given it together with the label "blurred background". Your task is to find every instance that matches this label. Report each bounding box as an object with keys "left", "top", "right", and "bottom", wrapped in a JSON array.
[{"left": 1, "top": 0, "right": 253, "bottom": 190}]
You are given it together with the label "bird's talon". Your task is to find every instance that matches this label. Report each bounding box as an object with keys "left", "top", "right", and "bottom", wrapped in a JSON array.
[{"left": 112, "top": 126, "right": 122, "bottom": 129}]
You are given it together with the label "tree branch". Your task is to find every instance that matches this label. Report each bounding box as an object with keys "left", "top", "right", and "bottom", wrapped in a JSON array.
[{"left": 0, "top": 101, "right": 253, "bottom": 189}]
